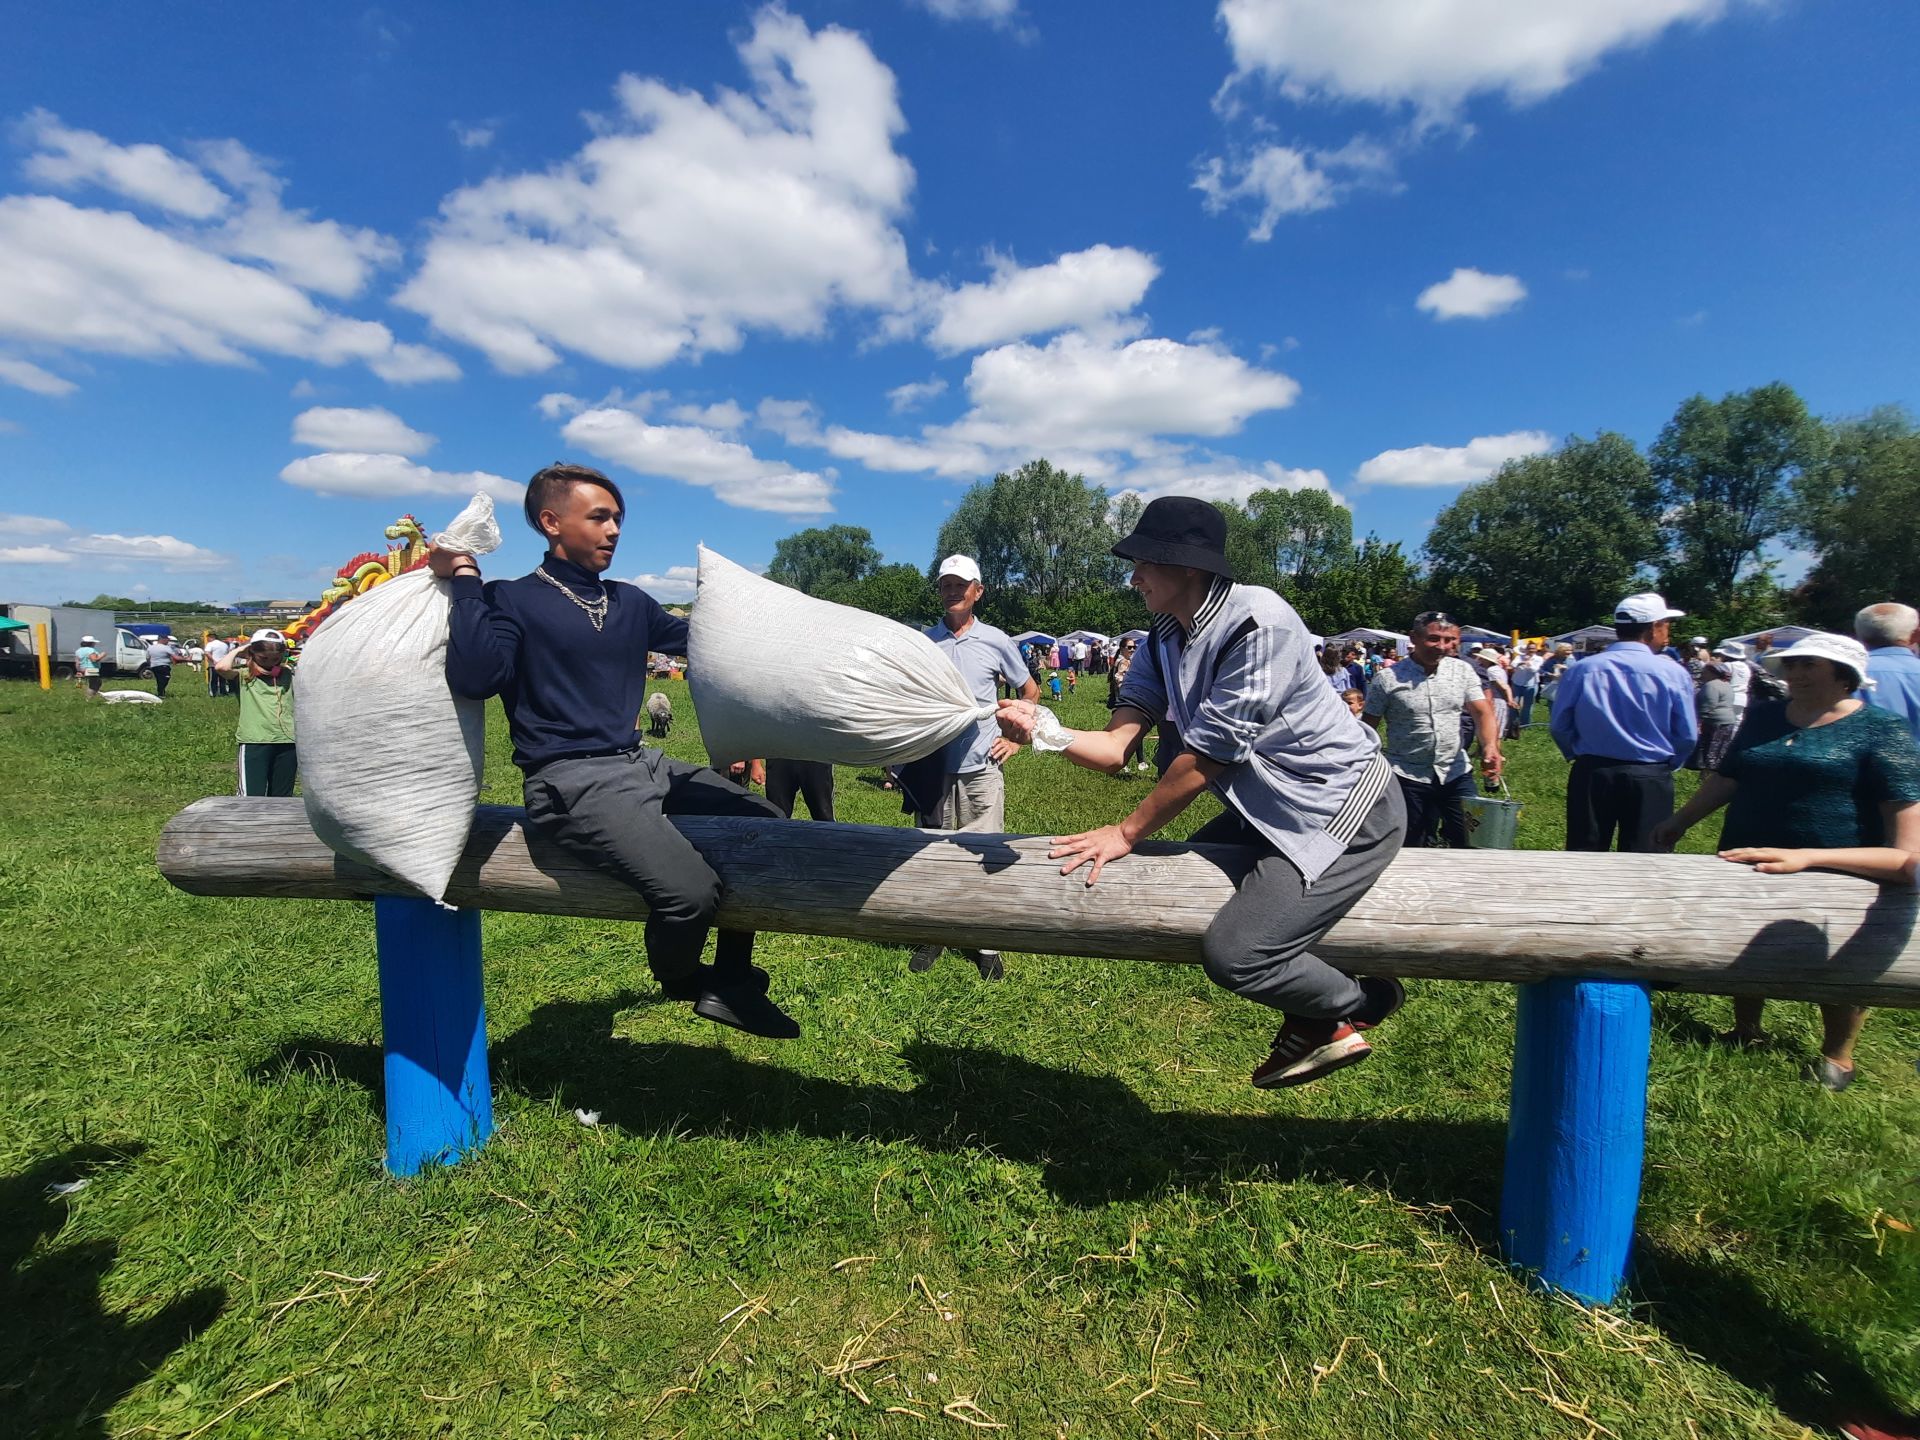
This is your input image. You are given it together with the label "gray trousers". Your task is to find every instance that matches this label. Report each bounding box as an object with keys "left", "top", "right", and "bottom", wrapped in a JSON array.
[
  {"left": 522, "top": 749, "right": 781, "bottom": 983},
  {"left": 1190, "top": 782, "right": 1408, "bottom": 1021},
  {"left": 913, "top": 764, "right": 1005, "bottom": 832}
]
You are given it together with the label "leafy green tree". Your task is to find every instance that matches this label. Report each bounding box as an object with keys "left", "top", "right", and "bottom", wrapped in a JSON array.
[
  {"left": 764, "top": 525, "right": 883, "bottom": 597},
  {"left": 824, "top": 563, "right": 937, "bottom": 626},
  {"left": 1790, "top": 405, "right": 1920, "bottom": 627},
  {"left": 1423, "top": 432, "right": 1662, "bottom": 634},
  {"left": 1650, "top": 383, "right": 1826, "bottom": 615},
  {"left": 1223, "top": 488, "right": 1353, "bottom": 599},
  {"left": 934, "top": 459, "right": 1136, "bottom": 631},
  {"left": 1309, "top": 536, "right": 1423, "bottom": 635}
]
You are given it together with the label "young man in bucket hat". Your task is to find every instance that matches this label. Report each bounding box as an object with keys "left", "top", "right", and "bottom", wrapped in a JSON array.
[
  {"left": 1550, "top": 592, "right": 1699, "bottom": 852},
  {"left": 992, "top": 496, "right": 1409, "bottom": 1089}
]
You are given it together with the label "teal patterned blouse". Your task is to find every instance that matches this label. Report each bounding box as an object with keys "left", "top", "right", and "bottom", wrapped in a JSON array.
[{"left": 1716, "top": 701, "right": 1920, "bottom": 849}]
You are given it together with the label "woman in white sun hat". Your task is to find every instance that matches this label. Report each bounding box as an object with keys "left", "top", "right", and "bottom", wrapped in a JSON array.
[{"left": 1654, "top": 632, "right": 1920, "bottom": 1089}]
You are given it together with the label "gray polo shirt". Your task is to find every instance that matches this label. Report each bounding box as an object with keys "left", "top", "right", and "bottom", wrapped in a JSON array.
[
  {"left": 1118, "top": 579, "right": 1390, "bottom": 885},
  {"left": 1364, "top": 655, "right": 1484, "bottom": 785},
  {"left": 925, "top": 616, "right": 1027, "bottom": 774}
]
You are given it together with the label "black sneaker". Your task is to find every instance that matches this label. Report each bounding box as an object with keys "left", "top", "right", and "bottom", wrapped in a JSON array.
[
  {"left": 1351, "top": 976, "right": 1405, "bottom": 1031},
  {"left": 971, "top": 950, "right": 1005, "bottom": 981},
  {"left": 907, "top": 944, "right": 942, "bottom": 973},
  {"left": 694, "top": 982, "right": 801, "bottom": 1039}
]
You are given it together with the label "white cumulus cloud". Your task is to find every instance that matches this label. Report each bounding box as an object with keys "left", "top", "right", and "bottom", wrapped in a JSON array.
[
  {"left": 1194, "top": 137, "right": 1396, "bottom": 239},
  {"left": 1117, "top": 455, "right": 1337, "bottom": 506},
  {"left": 279, "top": 452, "right": 522, "bottom": 502},
  {"left": 1355, "top": 429, "right": 1552, "bottom": 486},
  {"left": 0, "top": 355, "right": 77, "bottom": 396},
  {"left": 912, "top": 0, "right": 1022, "bottom": 22},
  {"left": 2, "top": 118, "right": 455, "bottom": 390},
  {"left": 768, "top": 330, "right": 1305, "bottom": 496},
  {"left": 395, "top": 7, "right": 920, "bottom": 374},
  {"left": 0, "top": 544, "right": 70, "bottom": 564},
  {"left": 292, "top": 406, "right": 435, "bottom": 456},
  {"left": 628, "top": 564, "right": 698, "bottom": 604},
  {"left": 0, "top": 194, "right": 457, "bottom": 388},
  {"left": 0, "top": 513, "right": 72, "bottom": 537},
  {"left": 1416, "top": 267, "right": 1527, "bottom": 319},
  {"left": 563, "top": 408, "right": 834, "bottom": 515},
  {"left": 1217, "top": 0, "right": 1749, "bottom": 117},
  {"left": 19, "top": 108, "right": 230, "bottom": 219},
  {"left": 929, "top": 245, "right": 1159, "bottom": 352},
  {"left": 886, "top": 377, "right": 947, "bottom": 413},
  {"left": 64, "top": 531, "right": 229, "bottom": 569}
]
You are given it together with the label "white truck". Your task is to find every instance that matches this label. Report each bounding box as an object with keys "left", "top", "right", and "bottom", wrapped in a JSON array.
[{"left": 0, "top": 604, "right": 148, "bottom": 677}]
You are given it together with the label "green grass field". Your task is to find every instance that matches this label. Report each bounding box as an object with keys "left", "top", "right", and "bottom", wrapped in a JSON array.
[{"left": 3, "top": 670, "right": 1917, "bottom": 1438}]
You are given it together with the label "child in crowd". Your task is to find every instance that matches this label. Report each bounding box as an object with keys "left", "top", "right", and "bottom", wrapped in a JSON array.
[{"left": 1048, "top": 672, "right": 1063, "bottom": 700}]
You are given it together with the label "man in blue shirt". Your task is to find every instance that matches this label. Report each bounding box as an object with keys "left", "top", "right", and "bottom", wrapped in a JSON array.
[
  {"left": 1550, "top": 592, "right": 1700, "bottom": 852},
  {"left": 1856, "top": 602, "right": 1920, "bottom": 741},
  {"left": 434, "top": 462, "right": 799, "bottom": 1039},
  {"left": 906, "top": 554, "right": 1039, "bottom": 980}
]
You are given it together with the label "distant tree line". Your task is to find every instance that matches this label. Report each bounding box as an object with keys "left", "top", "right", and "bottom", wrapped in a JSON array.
[
  {"left": 760, "top": 384, "right": 1916, "bottom": 639},
  {"left": 64, "top": 594, "right": 228, "bottom": 614},
  {"left": 1424, "top": 384, "right": 1917, "bottom": 636}
]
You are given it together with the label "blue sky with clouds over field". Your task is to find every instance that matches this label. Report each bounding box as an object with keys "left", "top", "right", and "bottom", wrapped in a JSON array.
[{"left": 0, "top": 0, "right": 1914, "bottom": 604}]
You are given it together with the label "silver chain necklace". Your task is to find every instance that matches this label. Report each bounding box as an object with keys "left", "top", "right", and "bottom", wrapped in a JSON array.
[{"left": 534, "top": 565, "right": 610, "bottom": 632}]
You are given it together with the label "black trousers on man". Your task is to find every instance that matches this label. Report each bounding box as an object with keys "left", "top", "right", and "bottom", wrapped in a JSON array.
[
  {"left": 150, "top": 663, "right": 171, "bottom": 697},
  {"left": 522, "top": 748, "right": 780, "bottom": 984},
  {"left": 764, "top": 758, "right": 834, "bottom": 821},
  {"left": 1566, "top": 755, "right": 1674, "bottom": 853},
  {"left": 1397, "top": 772, "right": 1476, "bottom": 848}
]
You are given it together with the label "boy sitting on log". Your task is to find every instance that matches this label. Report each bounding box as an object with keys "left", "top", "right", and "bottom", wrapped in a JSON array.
[
  {"left": 429, "top": 462, "right": 799, "bottom": 1039},
  {"left": 993, "top": 496, "right": 1409, "bottom": 1089}
]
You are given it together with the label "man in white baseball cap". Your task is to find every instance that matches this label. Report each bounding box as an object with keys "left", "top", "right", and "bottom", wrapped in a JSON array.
[
  {"left": 1549, "top": 591, "right": 1698, "bottom": 851},
  {"left": 904, "top": 554, "right": 1038, "bottom": 981}
]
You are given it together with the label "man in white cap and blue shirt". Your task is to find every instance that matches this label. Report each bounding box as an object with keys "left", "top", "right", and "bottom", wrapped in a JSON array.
[
  {"left": 906, "top": 553, "right": 1039, "bottom": 980},
  {"left": 1550, "top": 591, "right": 1700, "bottom": 852}
]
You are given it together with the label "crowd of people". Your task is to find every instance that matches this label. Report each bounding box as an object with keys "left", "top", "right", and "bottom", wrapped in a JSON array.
[{"left": 70, "top": 459, "right": 1913, "bottom": 1096}]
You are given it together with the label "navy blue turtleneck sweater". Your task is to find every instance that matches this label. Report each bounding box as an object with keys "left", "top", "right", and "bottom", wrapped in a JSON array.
[{"left": 447, "top": 554, "right": 688, "bottom": 772}]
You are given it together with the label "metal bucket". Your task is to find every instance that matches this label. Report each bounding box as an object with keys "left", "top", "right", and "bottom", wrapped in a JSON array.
[{"left": 1463, "top": 781, "right": 1523, "bottom": 850}]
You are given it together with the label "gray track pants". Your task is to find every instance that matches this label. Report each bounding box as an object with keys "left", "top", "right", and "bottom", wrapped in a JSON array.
[
  {"left": 1189, "top": 783, "right": 1407, "bottom": 1020},
  {"left": 522, "top": 749, "right": 781, "bottom": 983}
]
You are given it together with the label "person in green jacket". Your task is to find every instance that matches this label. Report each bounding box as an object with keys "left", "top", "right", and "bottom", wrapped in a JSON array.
[{"left": 214, "top": 628, "right": 297, "bottom": 796}]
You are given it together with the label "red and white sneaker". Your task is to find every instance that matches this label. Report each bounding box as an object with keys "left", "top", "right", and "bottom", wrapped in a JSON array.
[{"left": 1251, "top": 1019, "right": 1371, "bottom": 1089}]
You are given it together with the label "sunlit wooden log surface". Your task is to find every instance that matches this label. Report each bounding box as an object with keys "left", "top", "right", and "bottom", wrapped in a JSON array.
[{"left": 158, "top": 798, "right": 1920, "bottom": 1007}]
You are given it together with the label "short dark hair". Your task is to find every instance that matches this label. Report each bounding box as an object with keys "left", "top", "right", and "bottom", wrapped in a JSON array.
[
  {"left": 524, "top": 462, "right": 624, "bottom": 537},
  {"left": 1410, "top": 610, "right": 1459, "bottom": 633},
  {"left": 1614, "top": 621, "right": 1654, "bottom": 643}
]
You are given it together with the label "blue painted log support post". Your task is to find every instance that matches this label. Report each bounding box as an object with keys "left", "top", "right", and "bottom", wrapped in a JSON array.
[
  {"left": 1498, "top": 977, "right": 1652, "bottom": 1306},
  {"left": 373, "top": 897, "right": 493, "bottom": 1176}
]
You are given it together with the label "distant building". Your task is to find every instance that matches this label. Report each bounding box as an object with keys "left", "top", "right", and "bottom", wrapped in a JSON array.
[{"left": 265, "top": 599, "right": 312, "bottom": 617}]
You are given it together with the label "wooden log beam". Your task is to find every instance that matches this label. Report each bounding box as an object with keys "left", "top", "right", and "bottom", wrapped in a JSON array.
[{"left": 157, "top": 797, "right": 1920, "bottom": 1007}]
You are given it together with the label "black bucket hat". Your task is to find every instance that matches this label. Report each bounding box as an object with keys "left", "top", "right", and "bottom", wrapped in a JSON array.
[{"left": 1110, "top": 496, "right": 1234, "bottom": 579}]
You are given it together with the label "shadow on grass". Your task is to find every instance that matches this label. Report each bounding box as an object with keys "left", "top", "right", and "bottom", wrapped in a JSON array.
[
  {"left": 0, "top": 1144, "right": 225, "bottom": 1439},
  {"left": 1636, "top": 1244, "right": 1916, "bottom": 1437},
  {"left": 262, "top": 992, "right": 1508, "bottom": 1226}
]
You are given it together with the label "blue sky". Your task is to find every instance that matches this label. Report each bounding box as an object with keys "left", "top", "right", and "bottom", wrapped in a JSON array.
[{"left": 1, "top": 0, "right": 1914, "bottom": 606}]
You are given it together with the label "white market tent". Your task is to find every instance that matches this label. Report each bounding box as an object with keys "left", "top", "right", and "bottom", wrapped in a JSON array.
[
  {"left": 1058, "top": 629, "right": 1110, "bottom": 646},
  {"left": 1118, "top": 628, "right": 1149, "bottom": 645},
  {"left": 1721, "top": 624, "right": 1820, "bottom": 649},
  {"left": 1011, "top": 630, "right": 1056, "bottom": 647},
  {"left": 1551, "top": 625, "right": 1618, "bottom": 651},
  {"left": 1325, "top": 627, "right": 1408, "bottom": 654},
  {"left": 1457, "top": 624, "right": 1510, "bottom": 645}
]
